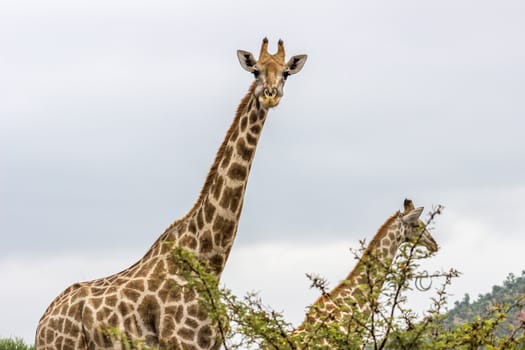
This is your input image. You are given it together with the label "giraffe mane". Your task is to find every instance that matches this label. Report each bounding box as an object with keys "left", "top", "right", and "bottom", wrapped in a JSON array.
[{"left": 358, "top": 211, "right": 400, "bottom": 263}]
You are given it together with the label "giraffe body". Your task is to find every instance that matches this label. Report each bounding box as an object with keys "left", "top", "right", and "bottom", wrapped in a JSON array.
[{"left": 35, "top": 39, "right": 307, "bottom": 350}]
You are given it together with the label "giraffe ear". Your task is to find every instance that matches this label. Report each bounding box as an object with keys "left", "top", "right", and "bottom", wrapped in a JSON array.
[
  {"left": 237, "top": 50, "right": 257, "bottom": 72},
  {"left": 285, "top": 54, "right": 307, "bottom": 76},
  {"left": 401, "top": 207, "right": 424, "bottom": 225}
]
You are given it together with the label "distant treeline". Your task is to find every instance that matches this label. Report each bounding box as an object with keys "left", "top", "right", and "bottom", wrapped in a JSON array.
[{"left": 446, "top": 270, "right": 525, "bottom": 333}]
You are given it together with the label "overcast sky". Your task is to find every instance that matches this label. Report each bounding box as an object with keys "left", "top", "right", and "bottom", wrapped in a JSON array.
[{"left": 1, "top": 0, "right": 525, "bottom": 344}]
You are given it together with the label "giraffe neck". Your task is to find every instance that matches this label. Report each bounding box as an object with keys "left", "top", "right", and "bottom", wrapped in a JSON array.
[
  {"left": 298, "top": 212, "right": 403, "bottom": 332},
  {"left": 138, "top": 82, "right": 268, "bottom": 278}
]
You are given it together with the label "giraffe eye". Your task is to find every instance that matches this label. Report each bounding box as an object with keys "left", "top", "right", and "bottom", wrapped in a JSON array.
[
  {"left": 252, "top": 69, "right": 260, "bottom": 79},
  {"left": 412, "top": 222, "right": 423, "bottom": 230},
  {"left": 283, "top": 71, "right": 290, "bottom": 80}
]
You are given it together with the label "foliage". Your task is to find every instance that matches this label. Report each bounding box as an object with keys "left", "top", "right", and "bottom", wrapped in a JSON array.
[
  {"left": 13, "top": 206, "right": 525, "bottom": 349},
  {"left": 175, "top": 205, "right": 525, "bottom": 349},
  {"left": 0, "top": 338, "right": 34, "bottom": 350}
]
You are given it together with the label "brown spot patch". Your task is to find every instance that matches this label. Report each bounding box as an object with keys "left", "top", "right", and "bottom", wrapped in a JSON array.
[
  {"left": 388, "top": 232, "right": 396, "bottom": 241},
  {"left": 138, "top": 295, "right": 160, "bottom": 334},
  {"left": 68, "top": 301, "right": 83, "bottom": 319},
  {"left": 105, "top": 294, "right": 118, "bottom": 307},
  {"left": 63, "top": 319, "right": 75, "bottom": 334},
  {"left": 196, "top": 208, "right": 204, "bottom": 229},
  {"left": 91, "top": 297, "right": 103, "bottom": 310},
  {"left": 235, "top": 138, "right": 254, "bottom": 162},
  {"left": 91, "top": 287, "right": 105, "bottom": 297},
  {"left": 246, "top": 132, "right": 257, "bottom": 145},
  {"left": 178, "top": 327, "right": 195, "bottom": 341},
  {"left": 161, "top": 315, "right": 176, "bottom": 340},
  {"left": 136, "top": 260, "right": 155, "bottom": 277},
  {"left": 227, "top": 162, "right": 247, "bottom": 181},
  {"left": 183, "top": 289, "right": 196, "bottom": 303},
  {"left": 389, "top": 244, "right": 398, "bottom": 256},
  {"left": 159, "top": 282, "right": 181, "bottom": 303},
  {"left": 187, "top": 304, "right": 208, "bottom": 321},
  {"left": 45, "top": 329, "right": 55, "bottom": 343},
  {"left": 165, "top": 305, "right": 177, "bottom": 316},
  {"left": 250, "top": 125, "right": 261, "bottom": 135},
  {"left": 199, "top": 230, "right": 213, "bottom": 254},
  {"left": 101, "top": 306, "right": 113, "bottom": 317},
  {"left": 180, "top": 234, "right": 198, "bottom": 250},
  {"left": 213, "top": 176, "right": 224, "bottom": 200},
  {"left": 117, "top": 301, "right": 133, "bottom": 316},
  {"left": 55, "top": 336, "right": 64, "bottom": 348},
  {"left": 197, "top": 325, "right": 213, "bottom": 348},
  {"left": 63, "top": 337, "right": 76, "bottom": 349},
  {"left": 249, "top": 110, "right": 258, "bottom": 124},
  {"left": 56, "top": 318, "right": 65, "bottom": 332},
  {"left": 122, "top": 288, "right": 142, "bottom": 302},
  {"left": 152, "top": 260, "right": 167, "bottom": 277},
  {"left": 188, "top": 220, "right": 197, "bottom": 234},
  {"left": 204, "top": 199, "right": 216, "bottom": 223},
  {"left": 82, "top": 307, "right": 95, "bottom": 329},
  {"left": 210, "top": 254, "right": 224, "bottom": 273},
  {"left": 126, "top": 278, "right": 144, "bottom": 292},
  {"left": 240, "top": 116, "right": 248, "bottom": 131},
  {"left": 186, "top": 317, "right": 199, "bottom": 329},
  {"left": 60, "top": 303, "right": 69, "bottom": 315},
  {"left": 175, "top": 305, "right": 184, "bottom": 323},
  {"left": 212, "top": 216, "right": 236, "bottom": 247},
  {"left": 219, "top": 185, "right": 243, "bottom": 213}
]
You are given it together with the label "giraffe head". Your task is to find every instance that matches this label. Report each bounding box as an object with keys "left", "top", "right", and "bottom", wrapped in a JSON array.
[
  {"left": 398, "top": 199, "right": 439, "bottom": 253},
  {"left": 237, "top": 38, "right": 307, "bottom": 109}
]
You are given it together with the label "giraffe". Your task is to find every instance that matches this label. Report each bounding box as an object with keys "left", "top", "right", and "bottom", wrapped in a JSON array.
[
  {"left": 293, "top": 199, "right": 439, "bottom": 347},
  {"left": 35, "top": 38, "right": 307, "bottom": 350}
]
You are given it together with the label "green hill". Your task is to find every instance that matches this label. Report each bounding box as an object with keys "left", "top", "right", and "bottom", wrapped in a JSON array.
[{"left": 445, "top": 270, "right": 525, "bottom": 332}]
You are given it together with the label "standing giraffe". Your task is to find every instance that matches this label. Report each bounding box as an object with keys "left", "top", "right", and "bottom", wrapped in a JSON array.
[
  {"left": 35, "top": 38, "right": 307, "bottom": 350},
  {"left": 293, "top": 199, "right": 439, "bottom": 347}
]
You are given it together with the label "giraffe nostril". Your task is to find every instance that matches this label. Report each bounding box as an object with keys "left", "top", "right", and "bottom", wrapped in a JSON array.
[{"left": 263, "top": 88, "right": 277, "bottom": 98}]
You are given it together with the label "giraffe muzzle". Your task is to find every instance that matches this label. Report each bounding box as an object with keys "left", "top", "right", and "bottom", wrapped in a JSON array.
[
  {"left": 259, "top": 88, "right": 281, "bottom": 108},
  {"left": 420, "top": 232, "right": 439, "bottom": 253}
]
